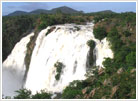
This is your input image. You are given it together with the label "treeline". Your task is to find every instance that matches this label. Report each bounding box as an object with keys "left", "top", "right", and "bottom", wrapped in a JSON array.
[
  {"left": 37, "top": 13, "right": 92, "bottom": 31},
  {"left": 2, "top": 12, "right": 92, "bottom": 61},
  {"left": 2, "top": 15, "right": 38, "bottom": 61}
]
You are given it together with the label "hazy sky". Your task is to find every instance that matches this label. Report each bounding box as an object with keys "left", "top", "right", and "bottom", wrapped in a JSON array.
[{"left": 2, "top": 2, "right": 136, "bottom": 16}]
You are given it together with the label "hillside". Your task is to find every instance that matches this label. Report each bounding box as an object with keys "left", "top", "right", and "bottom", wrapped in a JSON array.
[
  {"left": 7, "top": 6, "right": 82, "bottom": 16},
  {"left": 30, "top": 9, "right": 50, "bottom": 14},
  {"left": 6, "top": 6, "right": 117, "bottom": 16},
  {"left": 7, "top": 11, "right": 28, "bottom": 16},
  {"left": 50, "top": 6, "right": 82, "bottom": 14}
]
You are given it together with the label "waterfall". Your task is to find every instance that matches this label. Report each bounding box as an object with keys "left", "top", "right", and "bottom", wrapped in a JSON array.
[
  {"left": 2, "top": 33, "right": 34, "bottom": 97},
  {"left": 2, "top": 22, "right": 113, "bottom": 97}
]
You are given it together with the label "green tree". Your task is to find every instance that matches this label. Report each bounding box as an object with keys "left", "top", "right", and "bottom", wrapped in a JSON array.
[
  {"left": 62, "top": 80, "right": 83, "bottom": 99},
  {"left": 126, "top": 52, "right": 136, "bottom": 67},
  {"left": 2, "top": 15, "right": 35, "bottom": 61},
  {"left": 123, "top": 30, "right": 131, "bottom": 37},
  {"left": 107, "top": 28, "right": 123, "bottom": 52},
  {"left": 102, "top": 58, "right": 116, "bottom": 75},
  {"left": 32, "top": 90, "right": 51, "bottom": 99},
  {"left": 54, "top": 62, "right": 65, "bottom": 80},
  {"left": 87, "top": 40, "right": 95, "bottom": 49},
  {"left": 14, "top": 89, "right": 52, "bottom": 99},
  {"left": 93, "top": 26, "right": 107, "bottom": 40},
  {"left": 14, "top": 88, "right": 31, "bottom": 99}
]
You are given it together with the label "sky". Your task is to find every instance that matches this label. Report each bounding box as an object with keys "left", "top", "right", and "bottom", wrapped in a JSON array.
[{"left": 2, "top": 2, "right": 136, "bottom": 16}]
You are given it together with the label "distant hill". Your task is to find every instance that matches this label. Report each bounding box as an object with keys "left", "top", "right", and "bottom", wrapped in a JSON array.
[
  {"left": 7, "top": 6, "right": 116, "bottom": 16},
  {"left": 7, "top": 6, "right": 82, "bottom": 16},
  {"left": 94, "top": 10, "right": 115, "bottom": 14},
  {"left": 88, "top": 10, "right": 116, "bottom": 15},
  {"left": 30, "top": 9, "right": 50, "bottom": 14},
  {"left": 50, "top": 6, "right": 81, "bottom": 14},
  {"left": 8, "top": 11, "right": 28, "bottom": 16}
]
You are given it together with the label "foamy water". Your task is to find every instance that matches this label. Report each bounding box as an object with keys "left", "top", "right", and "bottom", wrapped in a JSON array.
[
  {"left": 2, "top": 23, "right": 113, "bottom": 97},
  {"left": 2, "top": 33, "right": 34, "bottom": 97}
]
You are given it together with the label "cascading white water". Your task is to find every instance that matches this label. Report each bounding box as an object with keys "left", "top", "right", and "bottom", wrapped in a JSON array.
[
  {"left": 94, "top": 38, "right": 114, "bottom": 67},
  {"left": 2, "top": 22, "right": 113, "bottom": 97},
  {"left": 25, "top": 23, "right": 113, "bottom": 94},
  {"left": 2, "top": 33, "right": 34, "bottom": 97}
]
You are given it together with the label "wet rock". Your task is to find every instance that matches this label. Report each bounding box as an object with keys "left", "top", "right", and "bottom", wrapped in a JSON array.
[
  {"left": 82, "top": 88, "right": 88, "bottom": 94},
  {"left": 82, "top": 87, "right": 90, "bottom": 94},
  {"left": 117, "top": 68, "right": 123, "bottom": 74},
  {"left": 103, "top": 78, "right": 111, "bottom": 86},
  {"left": 89, "top": 88, "right": 96, "bottom": 97},
  {"left": 101, "top": 96, "right": 106, "bottom": 99},
  {"left": 110, "top": 85, "right": 119, "bottom": 98},
  {"left": 75, "top": 95, "right": 81, "bottom": 99},
  {"left": 98, "top": 67, "right": 104, "bottom": 75},
  {"left": 131, "top": 68, "right": 136, "bottom": 73},
  {"left": 83, "top": 94, "right": 89, "bottom": 99}
]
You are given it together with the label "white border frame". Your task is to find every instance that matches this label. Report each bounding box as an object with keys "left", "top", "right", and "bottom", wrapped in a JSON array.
[{"left": 0, "top": 1, "right": 137, "bottom": 101}]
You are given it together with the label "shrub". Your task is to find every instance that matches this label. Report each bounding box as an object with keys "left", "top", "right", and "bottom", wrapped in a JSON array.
[
  {"left": 103, "top": 58, "right": 115, "bottom": 75},
  {"left": 87, "top": 40, "right": 95, "bottom": 49},
  {"left": 107, "top": 28, "right": 123, "bottom": 52},
  {"left": 123, "top": 30, "right": 131, "bottom": 37},
  {"left": 32, "top": 90, "right": 51, "bottom": 99},
  {"left": 87, "top": 40, "right": 96, "bottom": 67},
  {"left": 14, "top": 88, "right": 31, "bottom": 99},
  {"left": 54, "top": 62, "right": 65, "bottom": 81},
  {"left": 93, "top": 17, "right": 100, "bottom": 24},
  {"left": 85, "top": 66, "right": 99, "bottom": 78},
  {"left": 112, "top": 68, "right": 136, "bottom": 99},
  {"left": 126, "top": 52, "right": 136, "bottom": 67},
  {"left": 45, "top": 27, "right": 56, "bottom": 36},
  {"left": 61, "top": 80, "right": 83, "bottom": 99},
  {"left": 62, "top": 87, "right": 82, "bottom": 99},
  {"left": 93, "top": 26, "right": 107, "bottom": 40},
  {"left": 14, "top": 89, "right": 52, "bottom": 99},
  {"left": 55, "top": 74, "right": 60, "bottom": 81}
]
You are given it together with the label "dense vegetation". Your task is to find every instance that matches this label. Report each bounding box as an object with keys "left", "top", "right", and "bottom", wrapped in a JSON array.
[
  {"left": 87, "top": 40, "right": 95, "bottom": 49},
  {"left": 2, "top": 15, "right": 37, "bottom": 61},
  {"left": 61, "top": 12, "right": 136, "bottom": 99},
  {"left": 2, "top": 10, "right": 136, "bottom": 99},
  {"left": 13, "top": 89, "right": 51, "bottom": 99},
  {"left": 87, "top": 40, "right": 96, "bottom": 67},
  {"left": 54, "top": 62, "right": 65, "bottom": 81},
  {"left": 93, "top": 26, "right": 107, "bottom": 40}
]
